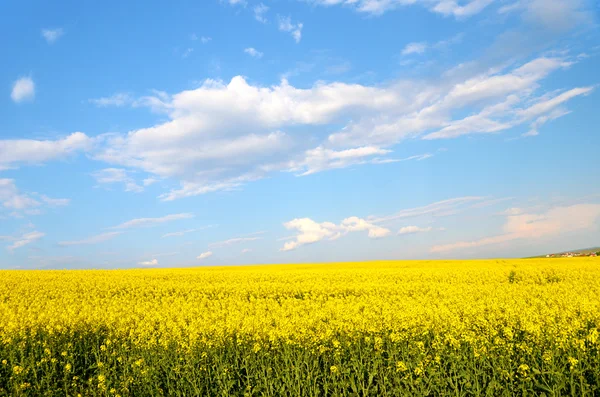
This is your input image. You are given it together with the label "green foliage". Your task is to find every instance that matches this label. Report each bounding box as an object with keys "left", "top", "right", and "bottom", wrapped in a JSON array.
[{"left": 1, "top": 329, "right": 599, "bottom": 396}]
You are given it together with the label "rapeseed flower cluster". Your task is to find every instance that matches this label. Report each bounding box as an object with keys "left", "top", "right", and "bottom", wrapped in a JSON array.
[{"left": 0, "top": 258, "right": 599, "bottom": 395}]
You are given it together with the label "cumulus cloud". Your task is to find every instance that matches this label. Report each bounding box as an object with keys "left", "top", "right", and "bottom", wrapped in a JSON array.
[
  {"left": 59, "top": 232, "right": 123, "bottom": 246},
  {"left": 244, "top": 47, "right": 264, "bottom": 58},
  {"left": 197, "top": 251, "right": 213, "bottom": 260},
  {"left": 431, "top": 203, "right": 600, "bottom": 253},
  {"left": 281, "top": 216, "right": 390, "bottom": 251},
  {"left": 138, "top": 258, "right": 159, "bottom": 266},
  {"left": 11, "top": 77, "right": 35, "bottom": 103},
  {"left": 92, "top": 168, "right": 144, "bottom": 193},
  {"left": 278, "top": 16, "right": 303, "bottom": 43},
  {"left": 41, "top": 28, "right": 64, "bottom": 43},
  {"left": 111, "top": 213, "right": 194, "bottom": 229}
]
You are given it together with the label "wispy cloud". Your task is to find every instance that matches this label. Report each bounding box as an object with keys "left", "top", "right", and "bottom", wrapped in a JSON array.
[
  {"left": 88, "top": 93, "right": 133, "bottom": 107},
  {"left": 209, "top": 234, "right": 263, "bottom": 248},
  {"left": 59, "top": 232, "right": 123, "bottom": 246},
  {"left": 41, "top": 28, "right": 64, "bottom": 44},
  {"left": 371, "top": 196, "right": 486, "bottom": 223},
  {"left": 7, "top": 231, "right": 45, "bottom": 252},
  {"left": 278, "top": 16, "right": 303, "bottom": 43},
  {"left": 431, "top": 203, "right": 600, "bottom": 253},
  {"left": 402, "top": 42, "right": 427, "bottom": 56},
  {"left": 92, "top": 168, "right": 144, "bottom": 193},
  {"left": 162, "top": 226, "right": 213, "bottom": 238},
  {"left": 254, "top": 3, "right": 269, "bottom": 23},
  {"left": 244, "top": 47, "right": 264, "bottom": 58},
  {"left": 111, "top": 213, "right": 194, "bottom": 229}
]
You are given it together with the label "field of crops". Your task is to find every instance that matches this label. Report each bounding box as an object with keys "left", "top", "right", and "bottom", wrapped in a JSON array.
[{"left": 1, "top": 258, "right": 600, "bottom": 396}]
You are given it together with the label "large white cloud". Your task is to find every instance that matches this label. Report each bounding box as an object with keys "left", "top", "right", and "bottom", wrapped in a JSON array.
[{"left": 89, "top": 55, "right": 592, "bottom": 201}]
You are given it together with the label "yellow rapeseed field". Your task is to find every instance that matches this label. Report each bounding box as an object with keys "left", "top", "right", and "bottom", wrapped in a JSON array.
[{"left": 1, "top": 258, "right": 599, "bottom": 396}]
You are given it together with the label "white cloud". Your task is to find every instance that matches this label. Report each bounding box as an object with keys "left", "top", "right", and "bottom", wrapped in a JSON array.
[
  {"left": 90, "top": 56, "right": 592, "bottom": 200},
  {"left": 281, "top": 216, "right": 390, "bottom": 251},
  {"left": 244, "top": 47, "right": 264, "bottom": 58},
  {"left": 7, "top": 231, "right": 45, "bottom": 252},
  {"left": 397, "top": 226, "right": 433, "bottom": 234},
  {"left": 517, "top": 86, "right": 593, "bottom": 120},
  {"left": 182, "top": 48, "right": 194, "bottom": 58},
  {"left": 371, "top": 196, "right": 486, "bottom": 223},
  {"left": 161, "top": 226, "right": 212, "bottom": 238},
  {"left": 59, "top": 232, "right": 123, "bottom": 246},
  {"left": 501, "top": 0, "right": 593, "bottom": 32},
  {"left": 197, "top": 251, "right": 213, "bottom": 260},
  {"left": 305, "top": 0, "right": 493, "bottom": 17},
  {"left": 89, "top": 93, "right": 133, "bottom": 107},
  {"left": 39, "top": 195, "right": 70, "bottom": 207},
  {"left": 138, "top": 258, "right": 159, "bottom": 266},
  {"left": 0, "top": 179, "right": 40, "bottom": 210},
  {"left": 92, "top": 168, "right": 144, "bottom": 193},
  {"left": 0, "top": 180, "right": 67, "bottom": 216},
  {"left": 431, "top": 203, "right": 600, "bottom": 253},
  {"left": 341, "top": 217, "right": 391, "bottom": 238},
  {"left": 254, "top": 3, "right": 269, "bottom": 22},
  {"left": 111, "top": 213, "right": 194, "bottom": 229},
  {"left": 41, "top": 28, "right": 64, "bottom": 43},
  {"left": 281, "top": 218, "right": 342, "bottom": 251},
  {"left": 209, "top": 236, "right": 262, "bottom": 248},
  {"left": 241, "top": 248, "right": 252, "bottom": 253},
  {"left": 201, "top": 36, "right": 212, "bottom": 44},
  {"left": 143, "top": 177, "right": 159, "bottom": 186},
  {"left": 0, "top": 132, "right": 92, "bottom": 170},
  {"left": 278, "top": 16, "right": 303, "bottom": 43},
  {"left": 288, "top": 146, "right": 392, "bottom": 175},
  {"left": 11, "top": 77, "right": 35, "bottom": 103},
  {"left": 402, "top": 42, "right": 427, "bottom": 56}
]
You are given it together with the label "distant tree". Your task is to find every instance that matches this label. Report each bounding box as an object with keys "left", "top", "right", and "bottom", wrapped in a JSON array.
[{"left": 596, "top": 251, "right": 600, "bottom": 256}]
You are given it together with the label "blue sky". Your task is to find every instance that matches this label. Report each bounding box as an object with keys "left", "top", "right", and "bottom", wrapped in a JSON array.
[{"left": 1, "top": 0, "right": 599, "bottom": 269}]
